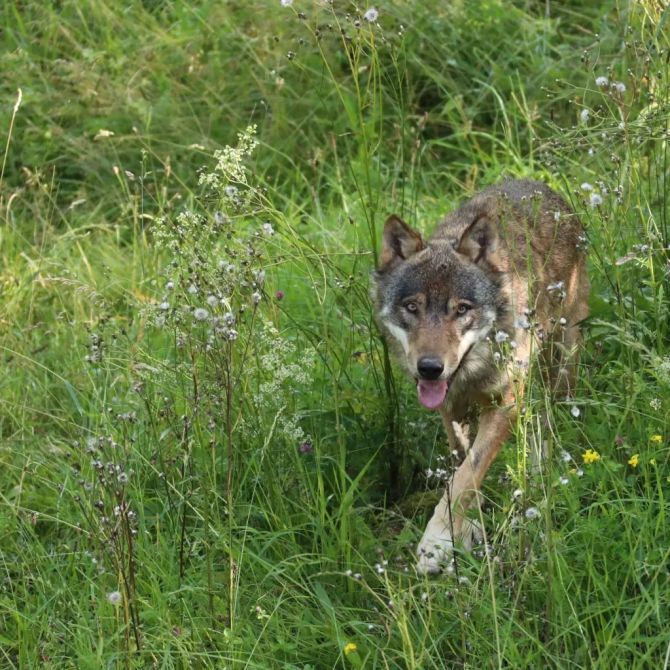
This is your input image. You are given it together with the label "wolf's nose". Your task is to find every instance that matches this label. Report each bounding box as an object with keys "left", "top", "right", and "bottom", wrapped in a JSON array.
[{"left": 417, "top": 357, "right": 444, "bottom": 380}]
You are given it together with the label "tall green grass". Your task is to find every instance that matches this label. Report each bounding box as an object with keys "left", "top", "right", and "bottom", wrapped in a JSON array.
[{"left": 1, "top": 0, "right": 669, "bottom": 667}]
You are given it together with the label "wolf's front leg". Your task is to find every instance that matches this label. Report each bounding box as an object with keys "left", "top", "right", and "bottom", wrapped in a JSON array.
[
  {"left": 417, "top": 496, "right": 483, "bottom": 575},
  {"left": 417, "top": 406, "right": 512, "bottom": 575}
]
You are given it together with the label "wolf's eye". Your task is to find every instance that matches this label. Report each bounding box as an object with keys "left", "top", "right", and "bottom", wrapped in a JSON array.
[
  {"left": 405, "top": 301, "right": 418, "bottom": 313},
  {"left": 456, "top": 303, "right": 472, "bottom": 316}
]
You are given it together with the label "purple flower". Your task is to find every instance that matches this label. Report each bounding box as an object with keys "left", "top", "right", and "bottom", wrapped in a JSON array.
[
  {"left": 275, "top": 290, "right": 285, "bottom": 301},
  {"left": 299, "top": 440, "right": 313, "bottom": 454}
]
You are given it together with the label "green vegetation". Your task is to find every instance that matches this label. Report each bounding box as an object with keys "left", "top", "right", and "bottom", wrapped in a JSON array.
[{"left": 1, "top": 0, "right": 669, "bottom": 667}]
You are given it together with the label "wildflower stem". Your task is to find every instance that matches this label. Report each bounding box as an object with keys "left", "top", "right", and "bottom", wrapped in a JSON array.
[{"left": 0, "top": 88, "right": 22, "bottom": 196}]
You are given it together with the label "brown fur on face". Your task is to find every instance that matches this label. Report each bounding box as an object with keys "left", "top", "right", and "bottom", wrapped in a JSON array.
[{"left": 372, "top": 179, "right": 590, "bottom": 574}]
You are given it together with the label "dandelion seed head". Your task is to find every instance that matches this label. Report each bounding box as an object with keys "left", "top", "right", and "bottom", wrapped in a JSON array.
[
  {"left": 194, "top": 307, "right": 209, "bottom": 321},
  {"left": 107, "top": 590, "right": 122, "bottom": 605},
  {"left": 525, "top": 506, "right": 540, "bottom": 520},
  {"left": 514, "top": 315, "right": 531, "bottom": 330},
  {"left": 580, "top": 109, "right": 590, "bottom": 123},
  {"left": 589, "top": 193, "right": 603, "bottom": 207},
  {"left": 364, "top": 7, "right": 379, "bottom": 22},
  {"left": 596, "top": 76, "right": 609, "bottom": 87},
  {"left": 614, "top": 81, "right": 626, "bottom": 93}
]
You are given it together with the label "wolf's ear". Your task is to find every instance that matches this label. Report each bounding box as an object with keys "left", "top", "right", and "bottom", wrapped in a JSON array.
[
  {"left": 456, "top": 214, "right": 498, "bottom": 266},
  {"left": 379, "top": 215, "right": 424, "bottom": 270}
]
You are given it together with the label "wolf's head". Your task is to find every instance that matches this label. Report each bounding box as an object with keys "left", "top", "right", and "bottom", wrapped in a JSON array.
[{"left": 373, "top": 212, "right": 505, "bottom": 409}]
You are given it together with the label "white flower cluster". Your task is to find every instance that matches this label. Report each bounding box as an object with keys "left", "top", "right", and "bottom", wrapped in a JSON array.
[
  {"left": 198, "top": 125, "right": 258, "bottom": 195},
  {"left": 250, "top": 323, "right": 317, "bottom": 444}
]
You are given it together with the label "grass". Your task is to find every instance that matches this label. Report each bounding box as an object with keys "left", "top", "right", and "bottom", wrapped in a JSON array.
[{"left": 1, "top": 0, "right": 669, "bottom": 667}]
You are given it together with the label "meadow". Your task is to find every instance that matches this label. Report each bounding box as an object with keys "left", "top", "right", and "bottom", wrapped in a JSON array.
[{"left": 1, "top": 0, "right": 669, "bottom": 667}]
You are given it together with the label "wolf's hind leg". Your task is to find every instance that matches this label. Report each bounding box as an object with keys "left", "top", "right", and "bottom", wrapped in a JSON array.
[
  {"left": 549, "top": 324, "right": 583, "bottom": 397},
  {"left": 552, "top": 271, "right": 589, "bottom": 397}
]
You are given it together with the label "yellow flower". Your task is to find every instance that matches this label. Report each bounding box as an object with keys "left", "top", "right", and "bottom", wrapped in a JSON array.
[
  {"left": 582, "top": 449, "right": 601, "bottom": 464},
  {"left": 650, "top": 435, "right": 662, "bottom": 443},
  {"left": 628, "top": 454, "right": 639, "bottom": 468},
  {"left": 343, "top": 642, "right": 358, "bottom": 655}
]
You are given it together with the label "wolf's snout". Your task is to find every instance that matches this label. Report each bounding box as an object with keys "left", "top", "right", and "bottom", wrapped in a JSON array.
[{"left": 417, "top": 356, "right": 444, "bottom": 380}]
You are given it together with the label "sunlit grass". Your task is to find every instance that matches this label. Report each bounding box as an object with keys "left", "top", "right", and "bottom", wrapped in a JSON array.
[{"left": 1, "top": 0, "right": 669, "bottom": 667}]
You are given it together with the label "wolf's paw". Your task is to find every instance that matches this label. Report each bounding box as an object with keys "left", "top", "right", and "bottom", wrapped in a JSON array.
[
  {"left": 461, "top": 517, "right": 484, "bottom": 549},
  {"left": 416, "top": 518, "right": 484, "bottom": 576},
  {"left": 417, "top": 530, "right": 454, "bottom": 575}
]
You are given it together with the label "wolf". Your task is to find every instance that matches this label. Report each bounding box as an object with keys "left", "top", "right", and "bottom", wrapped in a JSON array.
[{"left": 373, "top": 179, "right": 589, "bottom": 574}]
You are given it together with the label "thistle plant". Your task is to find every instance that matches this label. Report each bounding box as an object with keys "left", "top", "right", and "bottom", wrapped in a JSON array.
[{"left": 148, "top": 125, "right": 317, "bottom": 631}]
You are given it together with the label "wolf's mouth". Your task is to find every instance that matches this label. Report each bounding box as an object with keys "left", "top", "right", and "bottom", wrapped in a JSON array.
[
  {"left": 417, "top": 379, "right": 448, "bottom": 409},
  {"left": 415, "top": 342, "right": 477, "bottom": 410}
]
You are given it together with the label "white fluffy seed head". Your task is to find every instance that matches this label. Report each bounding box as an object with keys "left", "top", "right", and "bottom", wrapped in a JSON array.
[
  {"left": 107, "top": 591, "right": 122, "bottom": 605},
  {"left": 525, "top": 507, "right": 540, "bottom": 520}
]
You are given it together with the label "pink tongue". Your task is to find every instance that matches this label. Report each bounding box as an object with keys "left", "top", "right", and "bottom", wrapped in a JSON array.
[{"left": 417, "top": 380, "right": 448, "bottom": 409}]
